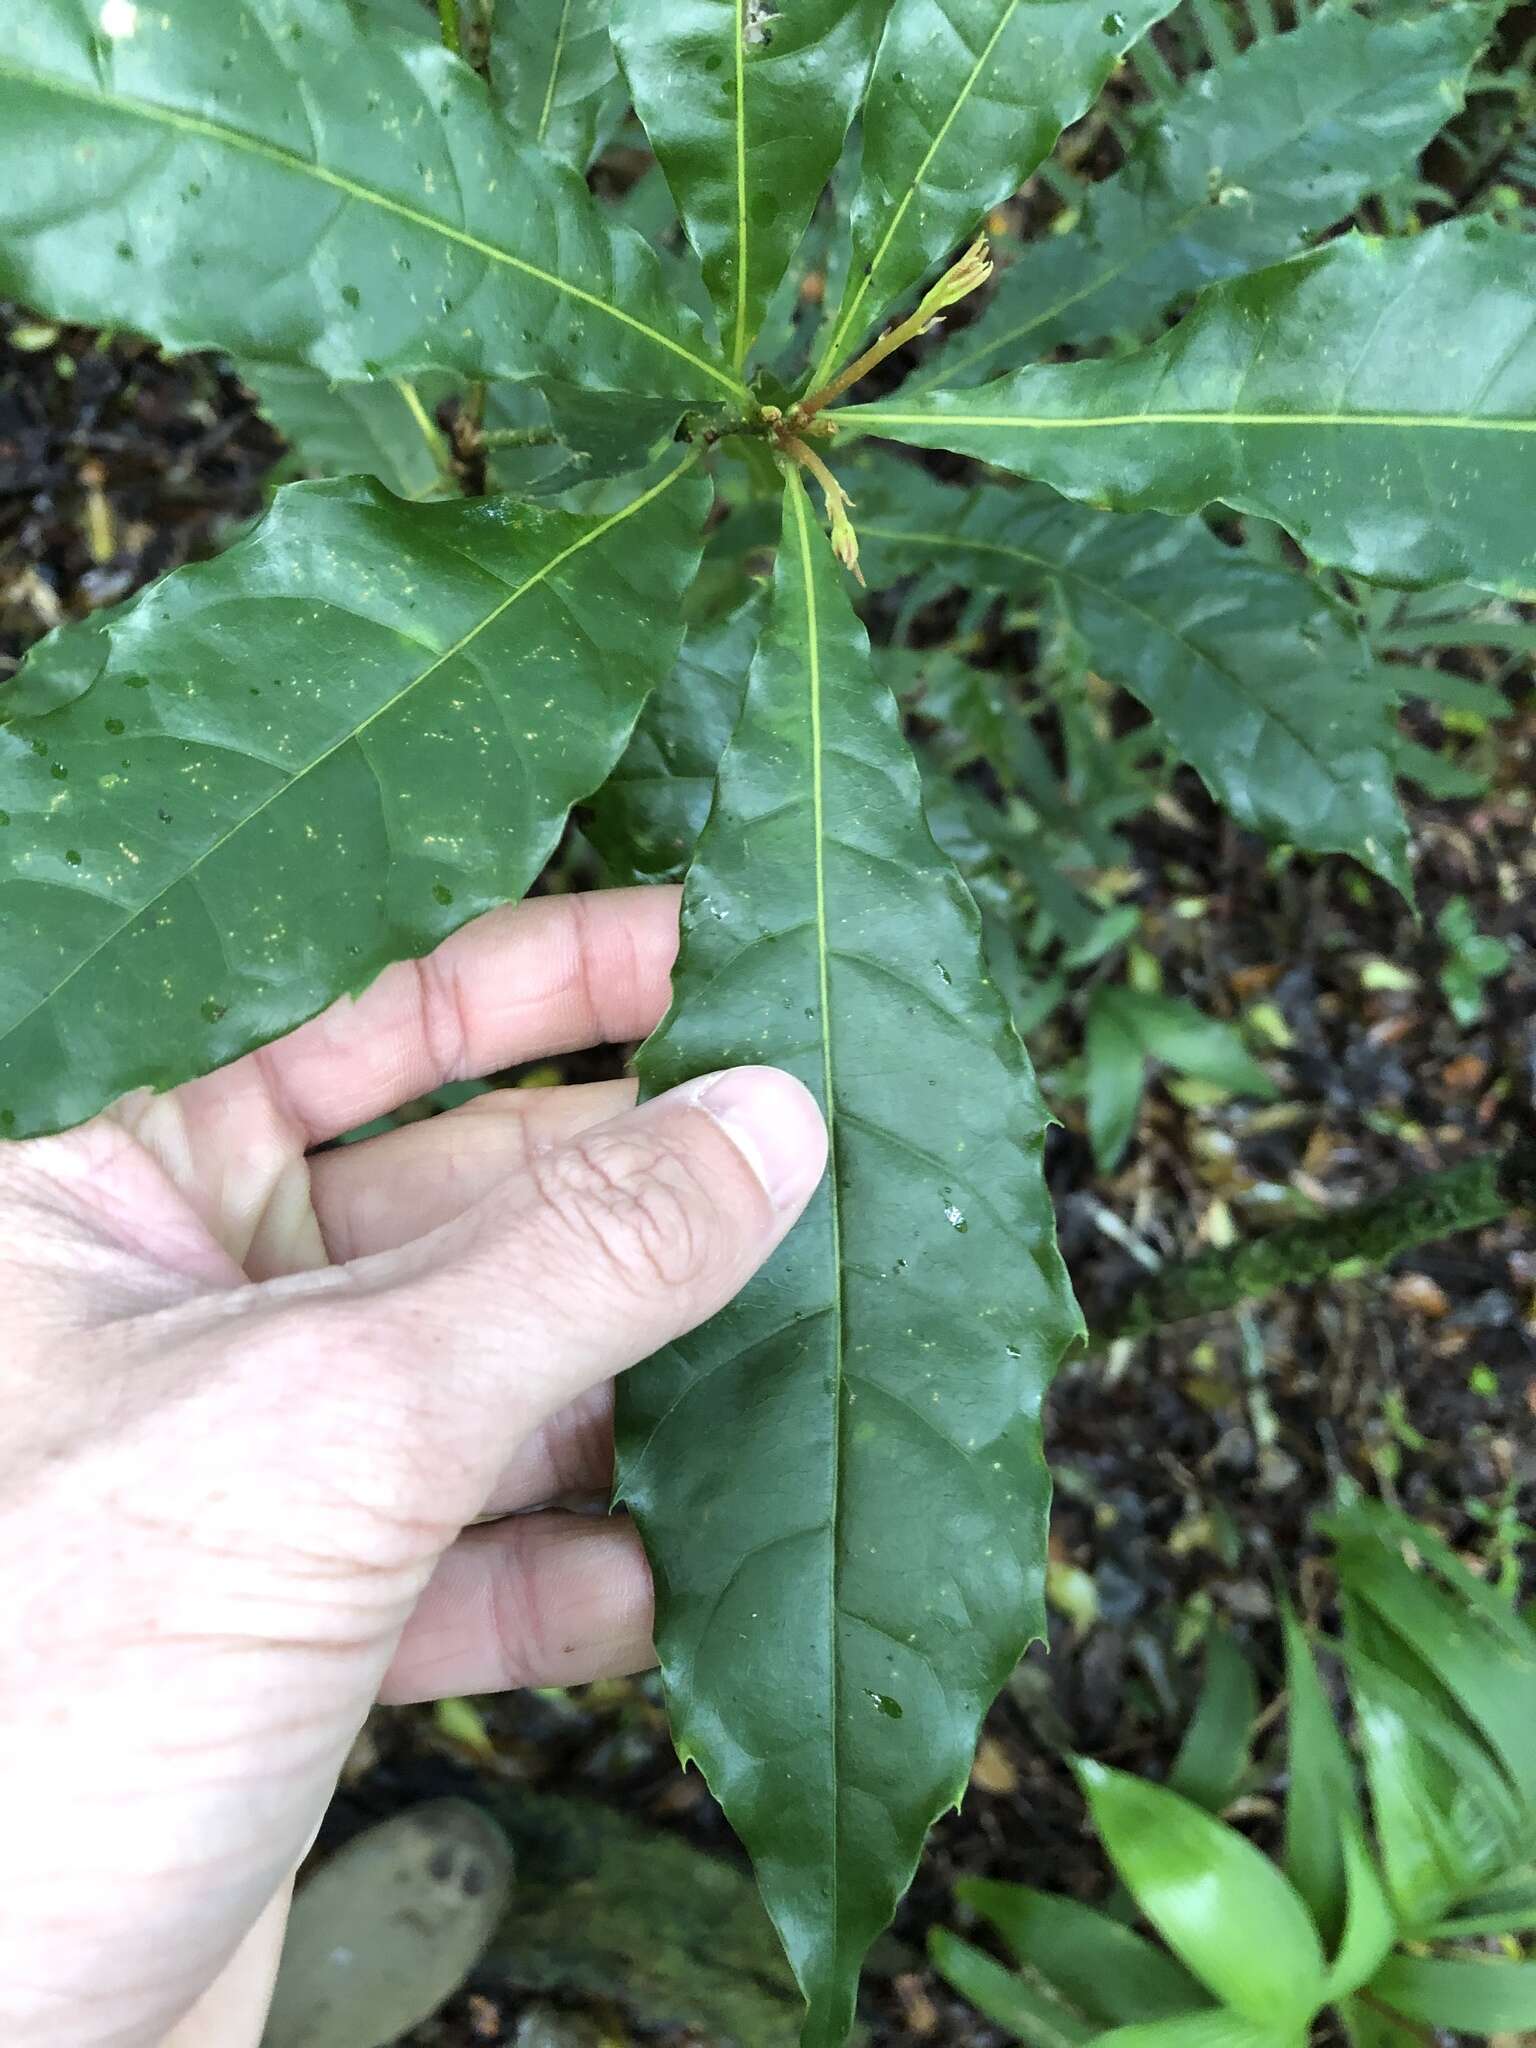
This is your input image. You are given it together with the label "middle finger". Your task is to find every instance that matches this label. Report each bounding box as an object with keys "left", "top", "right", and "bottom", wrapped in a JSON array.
[{"left": 310, "top": 1077, "right": 638, "bottom": 1261}]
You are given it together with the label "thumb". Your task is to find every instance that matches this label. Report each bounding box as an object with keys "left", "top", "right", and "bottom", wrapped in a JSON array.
[{"left": 385, "top": 1065, "right": 828, "bottom": 1435}]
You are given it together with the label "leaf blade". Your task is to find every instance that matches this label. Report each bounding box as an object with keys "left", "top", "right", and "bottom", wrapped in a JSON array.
[
  {"left": 586, "top": 583, "right": 768, "bottom": 885},
  {"left": 614, "top": 0, "right": 887, "bottom": 368},
  {"left": 846, "top": 225, "right": 1536, "bottom": 595},
  {"left": 855, "top": 464, "right": 1412, "bottom": 889},
  {"left": 616, "top": 474, "right": 1081, "bottom": 2048},
  {"left": 0, "top": 1, "right": 743, "bottom": 420},
  {"left": 939, "top": 2, "right": 1495, "bottom": 384},
  {"left": 1076, "top": 1760, "right": 1328, "bottom": 2030},
  {"left": 813, "top": 0, "right": 1179, "bottom": 385},
  {"left": 0, "top": 463, "right": 709, "bottom": 1138},
  {"left": 489, "top": 0, "right": 627, "bottom": 169}
]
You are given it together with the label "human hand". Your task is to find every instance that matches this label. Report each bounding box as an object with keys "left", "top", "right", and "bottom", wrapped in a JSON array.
[{"left": 0, "top": 886, "right": 826, "bottom": 2048}]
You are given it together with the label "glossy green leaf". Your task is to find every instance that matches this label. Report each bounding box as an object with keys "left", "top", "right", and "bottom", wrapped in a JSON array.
[
  {"left": 846, "top": 224, "right": 1536, "bottom": 595},
  {"left": 1076, "top": 1759, "right": 1328, "bottom": 2029},
  {"left": 1338, "top": 1998, "right": 1421, "bottom": 2048},
  {"left": 488, "top": 0, "right": 628, "bottom": 169},
  {"left": 1369, "top": 1954, "right": 1536, "bottom": 2033},
  {"left": 1322, "top": 1820, "right": 1396, "bottom": 2004},
  {"left": 811, "top": 0, "right": 1179, "bottom": 386},
  {"left": 939, "top": 3, "right": 1495, "bottom": 385},
  {"left": 0, "top": 461, "right": 709, "bottom": 1139},
  {"left": 854, "top": 465, "right": 1412, "bottom": 890},
  {"left": 1330, "top": 1501, "right": 1536, "bottom": 1806},
  {"left": 957, "top": 1879, "right": 1204, "bottom": 2026},
  {"left": 1081, "top": 988, "right": 1275, "bottom": 1169},
  {"left": 1347, "top": 1654, "right": 1518, "bottom": 1926},
  {"left": 362, "top": 0, "right": 434, "bottom": 31},
  {"left": 1083, "top": 991, "right": 1152, "bottom": 1171},
  {"left": 1090, "top": 2017, "right": 1304, "bottom": 2048},
  {"left": 929, "top": 1929, "right": 1093, "bottom": 2048},
  {"left": 0, "top": 1, "right": 744, "bottom": 421},
  {"left": 1281, "top": 1604, "right": 1359, "bottom": 1947},
  {"left": 586, "top": 582, "right": 768, "bottom": 884},
  {"left": 614, "top": 0, "right": 887, "bottom": 369},
  {"left": 1429, "top": 1874, "right": 1536, "bottom": 1939},
  {"left": 616, "top": 476, "right": 1082, "bottom": 2048},
  {"left": 1169, "top": 1629, "right": 1257, "bottom": 1815},
  {"left": 242, "top": 362, "right": 455, "bottom": 499}
]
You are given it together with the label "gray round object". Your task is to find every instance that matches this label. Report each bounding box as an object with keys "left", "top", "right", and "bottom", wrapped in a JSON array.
[{"left": 262, "top": 1799, "right": 513, "bottom": 2048}]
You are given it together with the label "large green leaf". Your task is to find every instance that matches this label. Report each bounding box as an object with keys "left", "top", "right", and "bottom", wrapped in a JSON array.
[
  {"left": 585, "top": 582, "right": 768, "bottom": 884},
  {"left": 1330, "top": 1500, "right": 1536, "bottom": 1807},
  {"left": 929, "top": 1929, "right": 1095, "bottom": 2048},
  {"left": 1168, "top": 1628, "right": 1258, "bottom": 1815},
  {"left": 1083, "top": 988, "right": 1276, "bottom": 1170},
  {"left": 616, "top": 475, "right": 1081, "bottom": 2048},
  {"left": 1281, "top": 1603, "right": 1360, "bottom": 1947},
  {"left": 614, "top": 0, "right": 887, "bottom": 370},
  {"left": 242, "top": 362, "right": 455, "bottom": 499},
  {"left": 854, "top": 464, "right": 1412, "bottom": 888},
  {"left": 845, "top": 224, "right": 1536, "bottom": 594},
  {"left": 488, "top": 0, "right": 627, "bottom": 170},
  {"left": 1346, "top": 1652, "right": 1520, "bottom": 1926},
  {"left": 809, "top": 0, "right": 1178, "bottom": 388},
  {"left": 1076, "top": 1761, "right": 1328, "bottom": 2031},
  {"left": 957, "top": 1879, "right": 1205, "bottom": 2026},
  {"left": 939, "top": 3, "right": 1495, "bottom": 385},
  {"left": 0, "top": 461, "right": 709, "bottom": 1138},
  {"left": 1322, "top": 1820, "right": 1396, "bottom": 2005},
  {"left": 1369, "top": 1954, "right": 1536, "bottom": 2033},
  {"left": 1090, "top": 2018, "right": 1305, "bottom": 2048},
  {"left": 0, "top": 1, "right": 744, "bottom": 424}
]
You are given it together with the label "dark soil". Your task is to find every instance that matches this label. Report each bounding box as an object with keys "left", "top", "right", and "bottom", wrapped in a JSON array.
[{"left": 2, "top": 306, "right": 1532, "bottom": 2048}]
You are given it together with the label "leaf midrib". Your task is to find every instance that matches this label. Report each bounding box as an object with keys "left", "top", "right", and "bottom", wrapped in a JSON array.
[
  {"left": 3, "top": 459, "right": 697, "bottom": 1048},
  {"left": 788, "top": 474, "right": 846, "bottom": 1966},
  {"left": 851, "top": 407, "right": 1536, "bottom": 433},
  {"left": 813, "top": 0, "right": 1025, "bottom": 386},
  {"left": 535, "top": 0, "right": 576, "bottom": 144},
  {"left": 731, "top": 0, "right": 751, "bottom": 367},
  {"left": 0, "top": 54, "right": 747, "bottom": 401}
]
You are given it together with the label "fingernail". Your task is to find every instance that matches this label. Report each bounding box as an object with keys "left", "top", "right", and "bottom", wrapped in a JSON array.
[{"left": 684, "top": 1067, "right": 828, "bottom": 1213}]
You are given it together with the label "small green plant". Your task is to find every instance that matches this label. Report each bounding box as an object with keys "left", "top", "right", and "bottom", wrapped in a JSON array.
[
  {"left": 0, "top": 3, "right": 1531, "bottom": 2040},
  {"left": 933, "top": 1500, "right": 1536, "bottom": 2047},
  {"left": 1436, "top": 894, "right": 1513, "bottom": 1025}
]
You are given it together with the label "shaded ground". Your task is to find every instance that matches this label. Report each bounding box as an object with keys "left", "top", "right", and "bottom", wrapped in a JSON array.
[{"left": 3, "top": 309, "right": 1532, "bottom": 2048}]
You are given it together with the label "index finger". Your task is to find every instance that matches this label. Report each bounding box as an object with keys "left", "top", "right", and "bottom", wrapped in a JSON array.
[{"left": 200, "top": 886, "right": 681, "bottom": 1150}]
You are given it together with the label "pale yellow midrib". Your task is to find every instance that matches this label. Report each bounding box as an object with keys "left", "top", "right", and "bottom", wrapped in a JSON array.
[
  {"left": 788, "top": 474, "right": 846, "bottom": 1963},
  {"left": 850, "top": 406, "right": 1536, "bottom": 433},
  {"left": 731, "top": 0, "right": 750, "bottom": 367},
  {"left": 3, "top": 459, "right": 697, "bottom": 1048},
  {"left": 0, "top": 56, "right": 747, "bottom": 401},
  {"left": 535, "top": 0, "right": 575, "bottom": 144}
]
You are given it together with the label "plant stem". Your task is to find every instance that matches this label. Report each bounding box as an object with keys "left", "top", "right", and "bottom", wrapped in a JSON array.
[
  {"left": 480, "top": 425, "right": 559, "bottom": 449},
  {"left": 1088, "top": 1142, "right": 1536, "bottom": 1347},
  {"left": 436, "top": 0, "right": 461, "bottom": 55}
]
